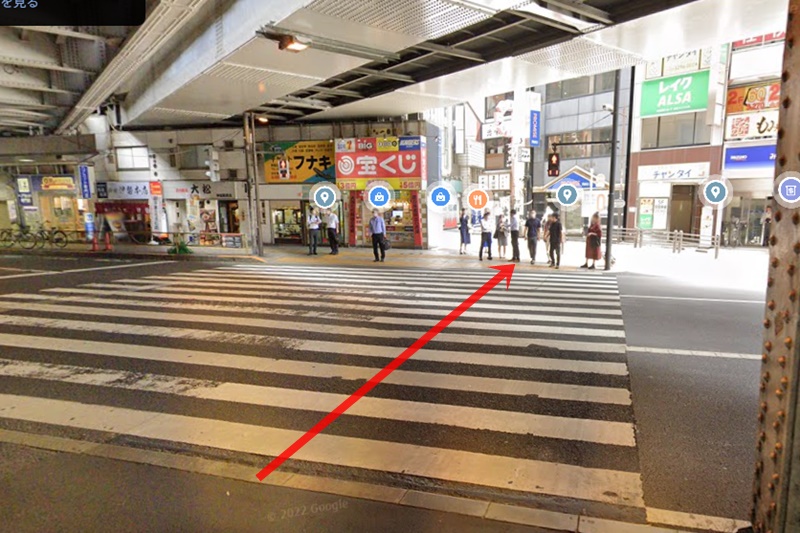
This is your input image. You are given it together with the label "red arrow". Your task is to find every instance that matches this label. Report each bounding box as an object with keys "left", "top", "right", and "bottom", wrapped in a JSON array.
[{"left": 256, "top": 264, "right": 515, "bottom": 481}]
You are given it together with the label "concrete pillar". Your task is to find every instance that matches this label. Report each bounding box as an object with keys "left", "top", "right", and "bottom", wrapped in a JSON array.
[{"left": 752, "top": 1, "right": 800, "bottom": 531}]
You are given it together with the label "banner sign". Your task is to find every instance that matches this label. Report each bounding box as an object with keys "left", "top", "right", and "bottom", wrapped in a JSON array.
[
  {"left": 335, "top": 136, "right": 427, "bottom": 190},
  {"left": 98, "top": 181, "right": 151, "bottom": 200},
  {"left": 638, "top": 162, "right": 710, "bottom": 182},
  {"left": 723, "top": 144, "right": 777, "bottom": 172},
  {"left": 640, "top": 70, "right": 710, "bottom": 117},
  {"left": 733, "top": 32, "right": 785, "bottom": 49},
  {"left": 529, "top": 110, "right": 541, "bottom": 147},
  {"left": 726, "top": 81, "right": 781, "bottom": 114},
  {"left": 725, "top": 109, "right": 779, "bottom": 140},
  {"left": 41, "top": 176, "right": 75, "bottom": 191},
  {"left": 79, "top": 165, "right": 92, "bottom": 199},
  {"left": 263, "top": 140, "right": 335, "bottom": 184}
]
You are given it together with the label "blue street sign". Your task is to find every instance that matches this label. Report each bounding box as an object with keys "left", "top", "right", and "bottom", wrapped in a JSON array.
[
  {"left": 79, "top": 165, "right": 91, "bottom": 199},
  {"left": 530, "top": 110, "right": 541, "bottom": 147}
]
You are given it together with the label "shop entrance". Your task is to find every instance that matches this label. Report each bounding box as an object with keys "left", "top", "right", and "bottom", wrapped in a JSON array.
[
  {"left": 271, "top": 201, "right": 304, "bottom": 244},
  {"left": 724, "top": 197, "right": 770, "bottom": 247},
  {"left": 219, "top": 201, "right": 241, "bottom": 234},
  {"left": 670, "top": 185, "right": 695, "bottom": 233},
  {"left": 40, "top": 194, "right": 81, "bottom": 232}
]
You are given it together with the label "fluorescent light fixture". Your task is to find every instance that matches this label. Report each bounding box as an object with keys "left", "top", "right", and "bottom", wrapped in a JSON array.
[
  {"left": 279, "top": 35, "right": 309, "bottom": 52},
  {"left": 18, "top": 158, "right": 34, "bottom": 162},
  {"left": 257, "top": 116, "right": 269, "bottom": 124}
]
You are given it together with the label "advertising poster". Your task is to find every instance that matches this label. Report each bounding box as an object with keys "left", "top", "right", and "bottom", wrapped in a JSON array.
[
  {"left": 199, "top": 208, "right": 218, "bottom": 233},
  {"left": 726, "top": 81, "right": 780, "bottom": 114},
  {"left": 263, "top": 140, "right": 335, "bottom": 184},
  {"left": 638, "top": 198, "right": 655, "bottom": 229},
  {"left": 640, "top": 70, "right": 710, "bottom": 117},
  {"left": 653, "top": 198, "right": 669, "bottom": 230},
  {"left": 335, "top": 136, "right": 427, "bottom": 191},
  {"left": 104, "top": 212, "right": 128, "bottom": 239}
]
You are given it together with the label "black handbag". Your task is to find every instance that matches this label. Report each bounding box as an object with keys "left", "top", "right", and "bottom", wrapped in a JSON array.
[
  {"left": 382, "top": 237, "right": 392, "bottom": 250},
  {"left": 590, "top": 234, "right": 601, "bottom": 247}
]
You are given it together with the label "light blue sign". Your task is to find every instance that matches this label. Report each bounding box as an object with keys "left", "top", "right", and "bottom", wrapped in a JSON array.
[
  {"left": 314, "top": 186, "right": 336, "bottom": 209},
  {"left": 430, "top": 187, "right": 451, "bottom": 207},
  {"left": 529, "top": 110, "right": 541, "bottom": 148},
  {"left": 779, "top": 176, "right": 800, "bottom": 203},
  {"left": 557, "top": 184, "right": 579, "bottom": 206},
  {"left": 369, "top": 186, "right": 390, "bottom": 207},
  {"left": 703, "top": 180, "right": 728, "bottom": 204}
]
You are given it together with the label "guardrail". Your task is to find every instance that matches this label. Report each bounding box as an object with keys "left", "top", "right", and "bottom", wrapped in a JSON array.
[{"left": 1, "top": 229, "right": 249, "bottom": 251}]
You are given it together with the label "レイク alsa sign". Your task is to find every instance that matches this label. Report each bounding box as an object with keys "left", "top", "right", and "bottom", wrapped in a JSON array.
[{"left": 641, "top": 70, "right": 710, "bottom": 117}]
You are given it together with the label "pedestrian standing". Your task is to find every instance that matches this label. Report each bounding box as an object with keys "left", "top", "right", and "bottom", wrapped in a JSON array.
[
  {"left": 762, "top": 206, "right": 772, "bottom": 247},
  {"left": 509, "top": 209, "right": 521, "bottom": 262},
  {"left": 307, "top": 208, "right": 321, "bottom": 255},
  {"left": 581, "top": 212, "right": 602, "bottom": 270},
  {"left": 479, "top": 209, "right": 494, "bottom": 261},
  {"left": 326, "top": 209, "right": 339, "bottom": 255},
  {"left": 523, "top": 211, "right": 541, "bottom": 264},
  {"left": 368, "top": 209, "right": 386, "bottom": 263},
  {"left": 496, "top": 214, "right": 508, "bottom": 259},
  {"left": 543, "top": 213, "right": 553, "bottom": 265},
  {"left": 548, "top": 213, "right": 564, "bottom": 269},
  {"left": 459, "top": 208, "right": 471, "bottom": 255}
]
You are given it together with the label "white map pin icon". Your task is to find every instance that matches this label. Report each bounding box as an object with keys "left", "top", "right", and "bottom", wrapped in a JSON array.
[
  {"left": 320, "top": 191, "right": 330, "bottom": 202},
  {"left": 711, "top": 186, "right": 721, "bottom": 198},
  {"left": 563, "top": 189, "right": 572, "bottom": 200}
]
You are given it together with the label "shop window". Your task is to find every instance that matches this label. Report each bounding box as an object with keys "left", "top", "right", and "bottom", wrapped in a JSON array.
[
  {"left": 179, "top": 144, "right": 212, "bottom": 169},
  {"left": 594, "top": 71, "right": 616, "bottom": 93},
  {"left": 592, "top": 127, "right": 613, "bottom": 157},
  {"left": 115, "top": 146, "right": 150, "bottom": 170},
  {"left": 485, "top": 138, "right": 508, "bottom": 170},
  {"left": 547, "top": 130, "right": 592, "bottom": 160},
  {"left": 641, "top": 111, "right": 710, "bottom": 149},
  {"left": 561, "top": 76, "right": 592, "bottom": 100},
  {"left": 546, "top": 81, "right": 563, "bottom": 102}
]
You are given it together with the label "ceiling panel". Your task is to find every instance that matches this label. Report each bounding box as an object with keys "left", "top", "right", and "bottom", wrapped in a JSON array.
[{"left": 516, "top": 36, "right": 646, "bottom": 78}]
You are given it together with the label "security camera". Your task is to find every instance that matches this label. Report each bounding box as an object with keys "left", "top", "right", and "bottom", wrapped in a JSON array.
[{"left": 602, "top": 104, "right": 614, "bottom": 113}]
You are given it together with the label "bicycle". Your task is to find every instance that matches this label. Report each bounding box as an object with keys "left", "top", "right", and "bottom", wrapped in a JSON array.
[
  {"left": 0, "top": 225, "right": 40, "bottom": 249},
  {"left": 35, "top": 225, "right": 69, "bottom": 248}
]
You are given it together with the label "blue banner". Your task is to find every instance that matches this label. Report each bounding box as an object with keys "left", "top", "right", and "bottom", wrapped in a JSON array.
[
  {"left": 723, "top": 144, "right": 777, "bottom": 171},
  {"left": 530, "top": 110, "right": 541, "bottom": 147},
  {"left": 79, "top": 165, "right": 91, "bottom": 199}
]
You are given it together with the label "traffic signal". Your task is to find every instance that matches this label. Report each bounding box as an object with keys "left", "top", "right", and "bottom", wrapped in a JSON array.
[
  {"left": 278, "top": 157, "right": 290, "bottom": 180},
  {"left": 547, "top": 151, "right": 560, "bottom": 177},
  {"left": 204, "top": 147, "right": 220, "bottom": 182}
]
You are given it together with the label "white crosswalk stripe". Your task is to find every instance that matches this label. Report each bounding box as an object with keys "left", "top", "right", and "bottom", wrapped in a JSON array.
[{"left": 0, "top": 264, "right": 642, "bottom": 515}]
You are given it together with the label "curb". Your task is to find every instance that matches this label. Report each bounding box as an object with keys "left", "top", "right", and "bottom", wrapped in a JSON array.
[{"left": 0, "top": 428, "right": 747, "bottom": 533}]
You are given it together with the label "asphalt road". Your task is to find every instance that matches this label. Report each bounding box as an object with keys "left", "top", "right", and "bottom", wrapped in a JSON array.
[{"left": 0, "top": 253, "right": 767, "bottom": 530}]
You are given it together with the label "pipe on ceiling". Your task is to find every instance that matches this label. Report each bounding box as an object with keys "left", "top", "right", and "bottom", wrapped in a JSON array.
[{"left": 55, "top": 0, "right": 211, "bottom": 135}]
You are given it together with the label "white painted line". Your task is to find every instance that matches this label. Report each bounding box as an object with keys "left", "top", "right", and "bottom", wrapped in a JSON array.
[
  {"left": 627, "top": 346, "right": 760, "bottom": 360},
  {"left": 42, "top": 287, "right": 625, "bottom": 320},
  {"left": 400, "top": 491, "right": 488, "bottom": 517},
  {"left": 579, "top": 516, "right": 681, "bottom": 533},
  {"left": 0, "top": 294, "right": 625, "bottom": 339},
  {"left": 0, "top": 358, "right": 634, "bottom": 445},
  {"left": 83, "top": 283, "right": 624, "bottom": 309},
  {"left": 0, "top": 394, "right": 646, "bottom": 507},
  {"left": 0, "top": 261, "right": 174, "bottom": 280},
  {"left": 0, "top": 333, "right": 630, "bottom": 402},
  {"left": 123, "top": 277, "right": 622, "bottom": 302},
  {"left": 0, "top": 302, "right": 627, "bottom": 351},
  {"left": 645, "top": 508, "right": 750, "bottom": 533},
  {"left": 486, "top": 504, "right": 579, "bottom": 531},
  {"left": 155, "top": 273, "right": 621, "bottom": 296},
  {"left": 621, "top": 295, "right": 762, "bottom": 304}
]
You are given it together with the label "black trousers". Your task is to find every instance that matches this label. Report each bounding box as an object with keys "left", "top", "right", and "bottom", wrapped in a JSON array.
[
  {"left": 309, "top": 229, "right": 320, "bottom": 253},
  {"left": 549, "top": 240, "right": 561, "bottom": 266},
  {"left": 527, "top": 238, "right": 538, "bottom": 261},
  {"left": 328, "top": 228, "right": 339, "bottom": 253},
  {"left": 510, "top": 230, "right": 520, "bottom": 260},
  {"left": 479, "top": 232, "right": 493, "bottom": 260},
  {"left": 372, "top": 233, "right": 385, "bottom": 260}
]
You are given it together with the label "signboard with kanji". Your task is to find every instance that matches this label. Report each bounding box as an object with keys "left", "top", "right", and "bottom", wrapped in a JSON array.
[
  {"left": 640, "top": 70, "right": 710, "bottom": 117},
  {"left": 726, "top": 81, "right": 781, "bottom": 114},
  {"left": 725, "top": 109, "right": 779, "bottom": 140},
  {"left": 263, "top": 140, "right": 335, "bottom": 184},
  {"left": 335, "top": 136, "right": 427, "bottom": 190}
]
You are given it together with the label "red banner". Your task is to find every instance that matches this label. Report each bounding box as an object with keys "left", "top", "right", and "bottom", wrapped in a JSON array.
[
  {"left": 733, "top": 31, "right": 785, "bottom": 49},
  {"left": 726, "top": 82, "right": 781, "bottom": 114},
  {"left": 348, "top": 191, "right": 359, "bottom": 247},
  {"left": 411, "top": 191, "right": 422, "bottom": 248},
  {"left": 335, "top": 136, "right": 426, "bottom": 182}
]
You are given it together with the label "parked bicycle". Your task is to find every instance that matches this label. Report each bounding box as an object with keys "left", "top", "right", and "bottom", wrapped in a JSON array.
[
  {"left": 34, "top": 225, "right": 69, "bottom": 248},
  {"left": 0, "top": 225, "right": 40, "bottom": 249}
]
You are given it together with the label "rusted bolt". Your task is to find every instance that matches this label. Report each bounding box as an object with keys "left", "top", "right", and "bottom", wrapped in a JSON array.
[
  {"left": 794, "top": 212, "right": 800, "bottom": 225},
  {"left": 768, "top": 277, "right": 775, "bottom": 287},
  {"left": 770, "top": 451, "right": 778, "bottom": 461},
  {"left": 758, "top": 439, "right": 763, "bottom": 450},
  {"left": 791, "top": 290, "right": 798, "bottom": 302},
  {"left": 768, "top": 482, "right": 775, "bottom": 492},
  {"left": 774, "top": 210, "right": 782, "bottom": 222},
  {"left": 770, "top": 235, "right": 778, "bottom": 246},
  {"left": 760, "top": 382, "right": 767, "bottom": 391},
  {"left": 762, "top": 354, "right": 769, "bottom": 363},
  {"left": 762, "top": 401, "right": 769, "bottom": 412},
  {"left": 778, "top": 356, "right": 787, "bottom": 367},
  {"left": 784, "top": 337, "right": 793, "bottom": 348},
  {"left": 772, "top": 473, "right": 780, "bottom": 482},
  {"left": 789, "top": 264, "right": 796, "bottom": 276},
  {"left": 773, "top": 420, "right": 781, "bottom": 430},
  {"left": 768, "top": 300, "right": 776, "bottom": 310},
  {"left": 771, "top": 258, "right": 779, "bottom": 268},
  {"left": 758, "top": 412, "right": 765, "bottom": 422},
  {"left": 764, "top": 319, "right": 772, "bottom": 328},
  {"left": 765, "top": 340, "right": 773, "bottom": 352},
  {"left": 793, "top": 242, "right": 800, "bottom": 254},
  {"left": 781, "top": 376, "right": 789, "bottom": 388},
  {"left": 760, "top": 431, "right": 767, "bottom": 441},
  {"left": 776, "top": 388, "right": 784, "bottom": 398},
  {"left": 763, "top": 372, "right": 771, "bottom": 382},
  {"left": 783, "top": 96, "right": 792, "bottom": 109},
  {"left": 778, "top": 410, "right": 786, "bottom": 419},
  {"left": 779, "top": 156, "right": 787, "bottom": 167},
  {"left": 776, "top": 442, "right": 783, "bottom": 451}
]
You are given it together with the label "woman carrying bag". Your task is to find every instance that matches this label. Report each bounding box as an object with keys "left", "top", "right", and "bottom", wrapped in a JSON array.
[
  {"left": 495, "top": 213, "right": 508, "bottom": 260},
  {"left": 581, "top": 212, "right": 603, "bottom": 270}
]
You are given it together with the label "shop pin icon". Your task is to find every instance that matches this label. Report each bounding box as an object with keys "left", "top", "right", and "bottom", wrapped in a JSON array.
[{"left": 432, "top": 188, "right": 450, "bottom": 207}]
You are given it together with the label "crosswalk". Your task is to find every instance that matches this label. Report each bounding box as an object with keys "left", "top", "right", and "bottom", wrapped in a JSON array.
[{"left": 0, "top": 263, "right": 642, "bottom": 515}]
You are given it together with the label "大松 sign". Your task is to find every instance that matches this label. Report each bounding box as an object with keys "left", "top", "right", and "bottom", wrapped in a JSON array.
[{"left": 641, "top": 70, "right": 710, "bottom": 117}]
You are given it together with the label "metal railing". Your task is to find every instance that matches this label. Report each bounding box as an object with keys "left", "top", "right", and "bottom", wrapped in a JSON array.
[{"left": 0, "top": 229, "right": 249, "bottom": 251}]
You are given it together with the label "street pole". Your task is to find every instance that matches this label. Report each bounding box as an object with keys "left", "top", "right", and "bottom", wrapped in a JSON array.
[
  {"left": 749, "top": 1, "right": 800, "bottom": 531},
  {"left": 604, "top": 69, "right": 621, "bottom": 271},
  {"left": 243, "top": 112, "right": 263, "bottom": 256}
]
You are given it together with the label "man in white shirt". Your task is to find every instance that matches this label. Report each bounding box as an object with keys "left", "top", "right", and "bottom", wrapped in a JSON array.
[
  {"left": 326, "top": 209, "right": 340, "bottom": 255},
  {"left": 479, "top": 209, "right": 494, "bottom": 261},
  {"left": 307, "top": 208, "right": 321, "bottom": 255},
  {"left": 509, "top": 209, "right": 521, "bottom": 262}
]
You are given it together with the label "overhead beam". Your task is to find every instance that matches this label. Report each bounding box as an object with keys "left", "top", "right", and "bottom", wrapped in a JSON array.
[
  {"left": 12, "top": 26, "right": 106, "bottom": 42},
  {"left": 0, "top": 81, "right": 77, "bottom": 95},
  {"left": 413, "top": 42, "right": 485, "bottom": 62},
  {"left": 255, "top": 106, "right": 306, "bottom": 116},
  {"left": 0, "top": 107, "right": 52, "bottom": 119},
  {"left": 543, "top": 0, "right": 613, "bottom": 24},
  {"left": 352, "top": 68, "right": 415, "bottom": 84},
  {"left": 0, "top": 118, "right": 43, "bottom": 127},
  {"left": 0, "top": 57, "right": 94, "bottom": 75},
  {"left": 306, "top": 86, "right": 362, "bottom": 98}
]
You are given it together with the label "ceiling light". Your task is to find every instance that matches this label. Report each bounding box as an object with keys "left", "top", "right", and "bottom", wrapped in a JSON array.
[
  {"left": 18, "top": 158, "right": 34, "bottom": 163},
  {"left": 257, "top": 116, "right": 269, "bottom": 124},
  {"left": 279, "top": 35, "right": 309, "bottom": 52}
]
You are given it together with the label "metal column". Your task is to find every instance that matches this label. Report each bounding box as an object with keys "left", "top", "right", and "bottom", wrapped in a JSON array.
[
  {"left": 752, "top": 2, "right": 800, "bottom": 532},
  {"left": 604, "top": 69, "right": 622, "bottom": 270},
  {"left": 243, "top": 112, "right": 264, "bottom": 256}
]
